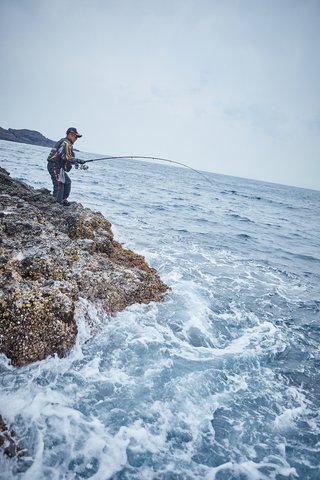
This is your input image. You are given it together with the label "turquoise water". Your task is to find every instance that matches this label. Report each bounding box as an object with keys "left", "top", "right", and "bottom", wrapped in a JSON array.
[{"left": 0, "top": 141, "right": 319, "bottom": 479}]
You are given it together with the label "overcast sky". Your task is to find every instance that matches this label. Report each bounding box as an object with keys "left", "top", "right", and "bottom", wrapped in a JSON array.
[{"left": 1, "top": 0, "right": 319, "bottom": 190}]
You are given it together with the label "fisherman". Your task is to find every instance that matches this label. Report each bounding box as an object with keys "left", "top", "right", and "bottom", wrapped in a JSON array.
[{"left": 47, "top": 127, "right": 85, "bottom": 206}]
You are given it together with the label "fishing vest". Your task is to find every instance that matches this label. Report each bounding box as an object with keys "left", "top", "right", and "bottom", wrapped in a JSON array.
[{"left": 47, "top": 138, "right": 74, "bottom": 171}]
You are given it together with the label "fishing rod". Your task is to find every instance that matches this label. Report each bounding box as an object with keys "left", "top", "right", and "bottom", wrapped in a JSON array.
[{"left": 80, "top": 155, "right": 214, "bottom": 186}]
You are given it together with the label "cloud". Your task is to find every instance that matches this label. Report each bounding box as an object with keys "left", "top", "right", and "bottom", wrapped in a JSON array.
[{"left": 0, "top": 0, "right": 319, "bottom": 189}]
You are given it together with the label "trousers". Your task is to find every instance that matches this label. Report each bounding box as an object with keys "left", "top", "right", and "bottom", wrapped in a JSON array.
[{"left": 47, "top": 161, "right": 71, "bottom": 203}]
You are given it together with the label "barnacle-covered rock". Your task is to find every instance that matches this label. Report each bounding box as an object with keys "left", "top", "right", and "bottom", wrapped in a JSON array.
[{"left": 0, "top": 166, "right": 169, "bottom": 367}]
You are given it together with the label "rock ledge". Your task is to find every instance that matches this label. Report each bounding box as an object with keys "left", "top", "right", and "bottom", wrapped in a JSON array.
[{"left": 0, "top": 166, "right": 169, "bottom": 367}]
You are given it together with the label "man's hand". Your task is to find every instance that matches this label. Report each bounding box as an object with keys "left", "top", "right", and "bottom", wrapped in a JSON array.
[{"left": 75, "top": 159, "right": 89, "bottom": 170}]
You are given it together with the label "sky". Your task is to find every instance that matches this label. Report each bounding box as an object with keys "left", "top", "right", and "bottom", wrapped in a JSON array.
[{"left": 0, "top": 0, "right": 319, "bottom": 190}]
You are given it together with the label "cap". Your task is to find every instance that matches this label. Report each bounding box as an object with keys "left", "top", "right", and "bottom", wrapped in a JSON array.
[{"left": 66, "top": 127, "right": 82, "bottom": 138}]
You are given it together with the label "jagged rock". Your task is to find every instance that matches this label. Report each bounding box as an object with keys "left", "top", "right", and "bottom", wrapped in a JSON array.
[
  {"left": 0, "top": 166, "right": 169, "bottom": 367},
  {"left": 0, "top": 415, "right": 21, "bottom": 457},
  {"left": 0, "top": 127, "right": 55, "bottom": 147}
]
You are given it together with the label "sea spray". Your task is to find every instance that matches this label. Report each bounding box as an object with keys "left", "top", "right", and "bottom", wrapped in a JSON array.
[{"left": 0, "top": 140, "right": 319, "bottom": 479}]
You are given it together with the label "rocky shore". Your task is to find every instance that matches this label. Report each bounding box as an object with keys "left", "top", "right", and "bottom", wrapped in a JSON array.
[
  {"left": 0, "top": 127, "right": 55, "bottom": 147},
  {"left": 0, "top": 165, "right": 169, "bottom": 456},
  {"left": 0, "top": 166, "right": 169, "bottom": 367}
]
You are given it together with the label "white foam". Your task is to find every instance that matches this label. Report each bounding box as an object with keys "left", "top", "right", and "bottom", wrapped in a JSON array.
[
  {"left": 1, "top": 140, "right": 318, "bottom": 479},
  {"left": 206, "top": 459, "right": 298, "bottom": 480}
]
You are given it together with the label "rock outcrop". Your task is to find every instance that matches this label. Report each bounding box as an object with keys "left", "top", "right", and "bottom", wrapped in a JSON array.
[
  {"left": 0, "top": 166, "right": 169, "bottom": 367},
  {"left": 0, "top": 415, "right": 21, "bottom": 457},
  {"left": 0, "top": 127, "right": 55, "bottom": 147}
]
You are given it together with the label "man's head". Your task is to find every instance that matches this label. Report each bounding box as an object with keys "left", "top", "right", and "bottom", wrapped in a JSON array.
[{"left": 66, "top": 127, "right": 82, "bottom": 143}]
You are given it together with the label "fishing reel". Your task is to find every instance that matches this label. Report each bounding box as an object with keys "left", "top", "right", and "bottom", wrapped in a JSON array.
[{"left": 75, "top": 162, "right": 89, "bottom": 170}]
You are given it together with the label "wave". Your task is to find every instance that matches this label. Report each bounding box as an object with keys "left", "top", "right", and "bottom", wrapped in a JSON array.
[{"left": 1, "top": 141, "right": 320, "bottom": 479}]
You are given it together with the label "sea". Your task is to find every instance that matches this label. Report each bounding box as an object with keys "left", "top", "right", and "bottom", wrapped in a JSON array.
[{"left": 0, "top": 140, "right": 319, "bottom": 480}]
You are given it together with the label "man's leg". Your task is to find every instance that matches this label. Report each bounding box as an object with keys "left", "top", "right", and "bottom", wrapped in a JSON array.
[
  {"left": 62, "top": 173, "right": 71, "bottom": 201},
  {"left": 47, "top": 162, "right": 64, "bottom": 203}
]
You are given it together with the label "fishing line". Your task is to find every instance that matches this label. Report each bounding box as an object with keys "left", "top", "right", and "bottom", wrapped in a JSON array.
[{"left": 82, "top": 155, "right": 214, "bottom": 186}]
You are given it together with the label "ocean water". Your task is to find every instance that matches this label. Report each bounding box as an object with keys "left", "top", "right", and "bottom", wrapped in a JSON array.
[{"left": 0, "top": 140, "right": 319, "bottom": 480}]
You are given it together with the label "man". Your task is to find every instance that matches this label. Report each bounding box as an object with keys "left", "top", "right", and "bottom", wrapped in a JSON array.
[{"left": 47, "top": 127, "right": 85, "bottom": 206}]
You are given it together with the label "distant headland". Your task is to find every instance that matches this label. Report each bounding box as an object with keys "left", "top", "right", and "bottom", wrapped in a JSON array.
[{"left": 0, "top": 126, "right": 55, "bottom": 148}]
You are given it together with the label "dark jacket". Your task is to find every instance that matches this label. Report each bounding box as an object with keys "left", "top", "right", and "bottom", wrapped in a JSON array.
[{"left": 47, "top": 138, "right": 76, "bottom": 172}]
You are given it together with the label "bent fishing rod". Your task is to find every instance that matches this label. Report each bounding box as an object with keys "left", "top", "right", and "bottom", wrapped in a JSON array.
[{"left": 80, "top": 155, "right": 214, "bottom": 186}]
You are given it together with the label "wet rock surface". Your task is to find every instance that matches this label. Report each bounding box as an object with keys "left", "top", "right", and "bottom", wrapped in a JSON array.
[
  {"left": 0, "top": 415, "right": 21, "bottom": 457},
  {"left": 0, "top": 166, "right": 169, "bottom": 367}
]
